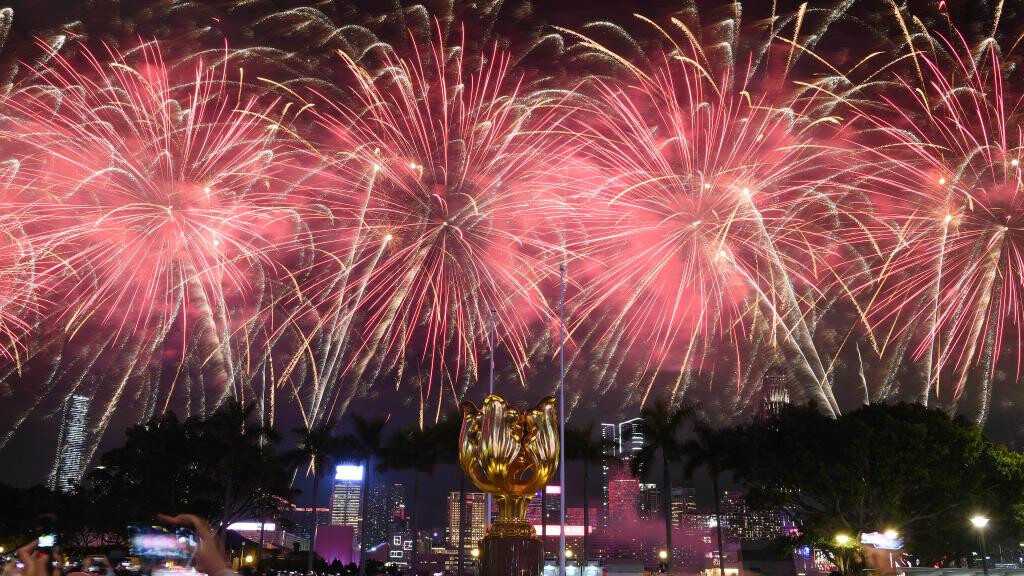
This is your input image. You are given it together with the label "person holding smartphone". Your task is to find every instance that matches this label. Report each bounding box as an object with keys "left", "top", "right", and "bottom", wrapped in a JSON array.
[
  {"left": 155, "top": 515, "right": 232, "bottom": 576},
  {"left": 16, "top": 541, "right": 60, "bottom": 576}
]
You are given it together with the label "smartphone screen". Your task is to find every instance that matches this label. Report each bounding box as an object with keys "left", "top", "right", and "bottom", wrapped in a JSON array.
[
  {"left": 37, "top": 534, "right": 56, "bottom": 549},
  {"left": 128, "top": 524, "right": 196, "bottom": 564}
]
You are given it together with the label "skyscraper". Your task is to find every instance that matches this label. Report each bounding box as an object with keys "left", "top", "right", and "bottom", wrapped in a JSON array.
[
  {"left": 607, "top": 464, "right": 640, "bottom": 526},
  {"left": 330, "top": 464, "right": 364, "bottom": 551},
  {"left": 390, "top": 483, "right": 406, "bottom": 519},
  {"left": 48, "top": 394, "right": 91, "bottom": 492},
  {"left": 671, "top": 486, "right": 697, "bottom": 527},
  {"left": 446, "top": 492, "right": 487, "bottom": 554},
  {"left": 759, "top": 367, "right": 791, "bottom": 419},
  {"left": 365, "top": 483, "right": 390, "bottom": 546},
  {"left": 599, "top": 417, "right": 645, "bottom": 526},
  {"left": 637, "top": 483, "right": 661, "bottom": 520}
]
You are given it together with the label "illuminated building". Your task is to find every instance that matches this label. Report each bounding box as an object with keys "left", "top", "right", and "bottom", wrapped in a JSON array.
[
  {"left": 759, "top": 367, "right": 791, "bottom": 419},
  {"left": 390, "top": 482, "right": 406, "bottom": 521},
  {"left": 672, "top": 486, "right": 697, "bottom": 527},
  {"left": 599, "top": 417, "right": 645, "bottom": 526},
  {"left": 227, "top": 522, "right": 307, "bottom": 552},
  {"left": 638, "top": 483, "right": 662, "bottom": 520},
  {"left": 721, "top": 491, "right": 781, "bottom": 541},
  {"left": 330, "top": 464, "right": 364, "bottom": 551},
  {"left": 48, "top": 394, "right": 91, "bottom": 493},
  {"left": 446, "top": 491, "right": 487, "bottom": 555},
  {"left": 543, "top": 484, "right": 562, "bottom": 524}
]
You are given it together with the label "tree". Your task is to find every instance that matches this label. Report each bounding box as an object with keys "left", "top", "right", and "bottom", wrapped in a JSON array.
[
  {"left": 85, "top": 412, "right": 221, "bottom": 524},
  {"left": 336, "top": 414, "right": 388, "bottom": 576},
  {"left": 681, "top": 421, "right": 729, "bottom": 575},
  {"left": 431, "top": 413, "right": 467, "bottom": 575},
  {"left": 630, "top": 400, "right": 694, "bottom": 572},
  {"left": 193, "top": 401, "right": 283, "bottom": 533},
  {"left": 565, "top": 423, "right": 615, "bottom": 569},
  {"left": 379, "top": 425, "right": 441, "bottom": 575},
  {"left": 721, "top": 403, "right": 1024, "bottom": 571},
  {"left": 282, "top": 420, "right": 342, "bottom": 573}
]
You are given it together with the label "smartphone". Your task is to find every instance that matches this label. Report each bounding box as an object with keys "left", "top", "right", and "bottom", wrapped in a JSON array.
[
  {"left": 37, "top": 534, "right": 56, "bottom": 549},
  {"left": 127, "top": 524, "right": 196, "bottom": 564}
]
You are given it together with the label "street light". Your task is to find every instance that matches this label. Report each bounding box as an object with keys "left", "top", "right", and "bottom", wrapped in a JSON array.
[
  {"left": 971, "top": 516, "right": 990, "bottom": 576},
  {"left": 470, "top": 548, "right": 479, "bottom": 559},
  {"left": 835, "top": 534, "right": 850, "bottom": 546},
  {"left": 658, "top": 550, "right": 668, "bottom": 561},
  {"left": 884, "top": 529, "right": 898, "bottom": 541},
  {"left": 565, "top": 549, "right": 574, "bottom": 560},
  {"left": 244, "top": 555, "right": 254, "bottom": 565}
]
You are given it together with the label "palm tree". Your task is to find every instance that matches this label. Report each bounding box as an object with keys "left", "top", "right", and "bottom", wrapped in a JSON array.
[
  {"left": 682, "top": 421, "right": 729, "bottom": 576},
  {"left": 336, "top": 415, "right": 388, "bottom": 576},
  {"left": 630, "top": 400, "right": 694, "bottom": 572},
  {"left": 431, "top": 414, "right": 467, "bottom": 575},
  {"left": 379, "top": 425, "right": 441, "bottom": 575},
  {"left": 282, "top": 420, "right": 342, "bottom": 573},
  {"left": 565, "top": 423, "right": 615, "bottom": 569}
]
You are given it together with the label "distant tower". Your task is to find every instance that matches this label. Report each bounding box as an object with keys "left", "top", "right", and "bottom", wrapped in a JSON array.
[
  {"left": 446, "top": 491, "right": 487, "bottom": 555},
  {"left": 48, "top": 394, "right": 91, "bottom": 492},
  {"left": 330, "top": 464, "right": 364, "bottom": 552},
  {"left": 599, "top": 417, "right": 645, "bottom": 526},
  {"left": 759, "top": 367, "right": 790, "bottom": 419}
]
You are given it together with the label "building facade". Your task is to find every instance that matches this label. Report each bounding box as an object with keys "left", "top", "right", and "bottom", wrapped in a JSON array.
[
  {"left": 446, "top": 491, "right": 487, "bottom": 555},
  {"left": 330, "top": 464, "right": 364, "bottom": 551},
  {"left": 48, "top": 394, "right": 91, "bottom": 492}
]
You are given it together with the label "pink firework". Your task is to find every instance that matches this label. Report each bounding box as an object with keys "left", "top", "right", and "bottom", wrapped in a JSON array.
[
  {"left": 850, "top": 31, "right": 1024, "bottom": 412},
  {"left": 0, "top": 40, "right": 306, "bottom": 425},
  {"left": 300, "top": 23, "right": 575, "bottom": 420},
  {"left": 564, "top": 11, "right": 848, "bottom": 412}
]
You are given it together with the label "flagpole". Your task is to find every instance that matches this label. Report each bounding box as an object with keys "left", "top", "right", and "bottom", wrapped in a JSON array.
[
  {"left": 486, "top": 306, "right": 496, "bottom": 526},
  {"left": 558, "top": 263, "right": 567, "bottom": 576}
]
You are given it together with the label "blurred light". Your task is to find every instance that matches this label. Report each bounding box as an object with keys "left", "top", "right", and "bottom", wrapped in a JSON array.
[
  {"left": 944, "top": 214, "right": 953, "bottom": 223},
  {"left": 470, "top": 548, "right": 479, "bottom": 559},
  {"left": 383, "top": 233, "right": 393, "bottom": 243},
  {"left": 836, "top": 534, "right": 850, "bottom": 546},
  {"left": 939, "top": 177, "right": 947, "bottom": 185},
  {"left": 884, "top": 529, "right": 898, "bottom": 540},
  {"left": 1011, "top": 159, "right": 1019, "bottom": 167},
  {"left": 335, "top": 464, "right": 364, "bottom": 481},
  {"left": 565, "top": 550, "right": 573, "bottom": 559},
  {"left": 228, "top": 522, "right": 276, "bottom": 531},
  {"left": 244, "top": 555, "right": 253, "bottom": 564},
  {"left": 545, "top": 485, "right": 561, "bottom": 495},
  {"left": 531, "top": 525, "right": 588, "bottom": 537},
  {"left": 971, "top": 516, "right": 990, "bottom": 528},
  {"left": 658, "top": 550, "right": 668, "bottom": 560}
]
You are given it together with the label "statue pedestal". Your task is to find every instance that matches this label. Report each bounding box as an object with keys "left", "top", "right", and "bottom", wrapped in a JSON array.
[{"left": 480, "top": 535, "right": 543, "bottom": 576}]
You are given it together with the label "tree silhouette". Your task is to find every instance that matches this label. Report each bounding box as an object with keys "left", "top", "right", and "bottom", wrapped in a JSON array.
[
  {"left": 630, "top": 400, "right": 694, "bottom": 571},
  {"left": 379, "top": 424, "right": 441, "bottom": 574},
  {"left": 337, "top": 414, "right": 388, "bottom": 576},
  {"left": 565, "top": 422, "right": 615, "bottom": 568},
  {"left": 282, "top": 420, "right": 342, "bottom": 573}
]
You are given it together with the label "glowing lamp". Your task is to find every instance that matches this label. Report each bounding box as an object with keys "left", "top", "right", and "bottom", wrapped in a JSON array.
[{"left": 971, "top": 516, "right": 989, "bottom": 528}]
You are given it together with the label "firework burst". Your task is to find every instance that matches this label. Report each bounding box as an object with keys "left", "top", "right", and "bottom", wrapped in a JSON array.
[
  {"left": 849, "top": 29, "right": 1024, "bottom": 419},
  {"left": 291, "top": 23, "right": 576, "bottom": 423},
  {"left": 0, "top": 40, "right": 311, "bottom": 445},
  {"left": 561, "top": 4, "right": 854, "bottom": 413}
]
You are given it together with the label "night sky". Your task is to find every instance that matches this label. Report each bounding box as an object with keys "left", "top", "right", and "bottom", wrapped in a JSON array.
[{"left": 1, "top": 0, "right": 1023, "bottom": 528}]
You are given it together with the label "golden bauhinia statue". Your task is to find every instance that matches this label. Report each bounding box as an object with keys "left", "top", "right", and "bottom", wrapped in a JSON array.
[{"left": 459, "top": 395, "right": 559, "bottom": 575}]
